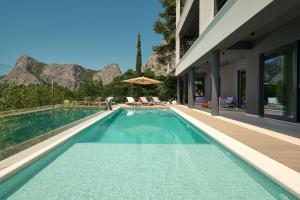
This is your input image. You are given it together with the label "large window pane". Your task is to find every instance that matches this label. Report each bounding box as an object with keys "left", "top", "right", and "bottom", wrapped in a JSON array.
[{"left": 263, "top": 47, "right": 295, "bottom": 119}]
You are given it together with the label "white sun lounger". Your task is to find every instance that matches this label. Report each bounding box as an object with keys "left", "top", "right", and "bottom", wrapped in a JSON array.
[
  {"left": 126, "top": 97, "right": 141, "bottom": 106},
  {"left": 140, "top": 97, "right": 153, "bottom": 106},
  {"left": 152, "top": 97, "right": 163, "bottom": 105}
]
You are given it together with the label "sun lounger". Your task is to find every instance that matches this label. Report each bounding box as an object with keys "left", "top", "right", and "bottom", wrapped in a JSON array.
[
  {"left": 195, "top": 97, "right": 209, "bottom": 108},
  {"left": 219, "top": 97, "right": 236, "bottom": 108},
  {"left": 195, "top": 97, "right": 208, "bottom": 104},
  {"left": 140, "top": 97, "right": 153, "bottom": 106},
  {"left": 152, "top": 97, "right": 163, "bottom": 105},
  {"left": 126, "top": 97, "right": 141, "bottom": 106}
]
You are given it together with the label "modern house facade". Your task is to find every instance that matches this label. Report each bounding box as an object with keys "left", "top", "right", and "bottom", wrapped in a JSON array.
[{"left": 176, "top": 0, "right": 300, "bottom": 122}]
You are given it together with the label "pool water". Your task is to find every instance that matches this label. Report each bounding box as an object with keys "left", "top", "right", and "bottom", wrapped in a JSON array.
[
  {"left": 0, "top": 107, "right": 102, "bottom": 151},
  {"left": 0, "top": 109, "right": 298, "bottom": 199}
]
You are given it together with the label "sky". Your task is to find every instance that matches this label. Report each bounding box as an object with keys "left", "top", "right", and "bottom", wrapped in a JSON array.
[{"left": 0, "top": 0, "right": 163, "bottom": 73}]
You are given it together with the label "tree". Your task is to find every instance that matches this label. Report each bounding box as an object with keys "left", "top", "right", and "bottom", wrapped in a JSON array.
[
  {"left": 136, "top": 33, "right": 142, "bottom": 74},
  {"left": 77, "top": 72, "right": 103, "bottom": 100},
  {"left": 153, "top": 0, "right": 176, "bottom": 59}
]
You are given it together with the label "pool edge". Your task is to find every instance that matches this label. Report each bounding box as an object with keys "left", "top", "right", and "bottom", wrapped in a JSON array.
[{"left": 170, "top": 107, "right": 300, "bottom": 198}]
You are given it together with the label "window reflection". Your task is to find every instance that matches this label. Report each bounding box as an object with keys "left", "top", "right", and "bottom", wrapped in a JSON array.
[{"left": 263, "top": 47, "right": 294, "bottom": 119}]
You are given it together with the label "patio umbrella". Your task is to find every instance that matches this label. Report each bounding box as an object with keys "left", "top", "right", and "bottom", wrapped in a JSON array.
[
  {"left": 121, "top": 76, "right": 163, "bottom": 85},
  {"left": 121, "top": 76, "right": 163, "bottom": 96}
]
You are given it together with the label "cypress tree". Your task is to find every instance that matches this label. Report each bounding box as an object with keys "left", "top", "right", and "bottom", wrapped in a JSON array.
[{"left": 136, "top": 33, "right": 142, "bottom": 74}]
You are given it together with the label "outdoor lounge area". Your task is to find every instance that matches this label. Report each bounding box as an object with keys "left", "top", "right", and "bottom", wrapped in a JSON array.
[
  {"left": 1, "top": 0, "right": 300, "bottom": 199},
  {"left": 176, "top": 0, "right": 300, "bottom": 125}
]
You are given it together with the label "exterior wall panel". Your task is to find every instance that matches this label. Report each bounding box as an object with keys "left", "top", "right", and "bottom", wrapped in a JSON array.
[
  {"left": 220, "top": 59, "right": 246, "bottom": 98},
  {"left": 176, "top": 0, "right": 273, "bottom": 76},
  {"left": 199, "top": 0, "right": 215, "bottom": 34}
]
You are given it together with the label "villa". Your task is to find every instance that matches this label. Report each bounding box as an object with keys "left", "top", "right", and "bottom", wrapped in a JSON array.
[
  {"left": 1, "top": 0, "right": 300, "bottom": 199},
  {"left": 175, "top": 0, "right": 300, "bottom": 123}
]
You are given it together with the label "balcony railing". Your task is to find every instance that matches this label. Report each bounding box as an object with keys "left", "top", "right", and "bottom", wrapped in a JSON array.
[{"left": 180, "top": 34, "right": 199, "bottom": 59}]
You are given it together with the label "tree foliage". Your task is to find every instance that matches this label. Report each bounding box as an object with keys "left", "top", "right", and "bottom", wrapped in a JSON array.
[
  {"left": 77, "top": 71, "right": 103, "bottom": 100},
  {"left": 0, "top": 70, "right": 177, "bottom": 112},
  {"left": 101, "top": 69, "right": 176, "bottom": 103},
  {"left": 136, "top": 33, "right": 142, "bottom": 74},
  {"left": 153, "top": 0, "right": 176, "bottom": 57}
]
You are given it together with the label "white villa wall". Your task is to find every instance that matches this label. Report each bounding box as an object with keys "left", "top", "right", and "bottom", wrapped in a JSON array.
[
  {"left": 176, "top": 0, "right": 181, "bottom": 26},
  {"left": 199, "top": 0, "right": 214, "bottom": 34},
  {"left": 203, "top": 58, "right": 247, "bottom": 100},
  {"left": 220, "top": 59, "right": 247, "bottom": 98}
]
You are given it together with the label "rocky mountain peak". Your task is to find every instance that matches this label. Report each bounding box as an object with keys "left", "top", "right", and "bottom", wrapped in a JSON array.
[
  {"left": 144, "top": 50, "right": 175, "bottom": 76},
  {"left": 93, "top": 63, "right": 122, "bottom": 85},
  {"left": 1, "top": 56, "right": 122, "bottom": 90},
  {"left": 2, "top": 55, "right": 42, "bottom": 85},
  {"left": 40, "top": 64, "right": 85, "bottom": 90}
]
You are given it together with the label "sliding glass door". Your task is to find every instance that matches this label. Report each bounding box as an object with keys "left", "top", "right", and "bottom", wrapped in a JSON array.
[{"left": 263, "top": 45, "right": 296, "bottom": 121}]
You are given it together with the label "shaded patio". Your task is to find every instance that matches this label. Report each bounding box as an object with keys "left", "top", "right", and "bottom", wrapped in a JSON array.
[{"left": 187, "top": 104, "right": 300, "bottom": 139}]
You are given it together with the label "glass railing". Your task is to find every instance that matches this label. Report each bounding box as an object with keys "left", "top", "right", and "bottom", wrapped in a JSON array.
[
  {"left": 180, "top": 34, "right": 199, "bottom": 59},
  {"left": 0, "top": 74, "right": 105, "bottom": 160}
]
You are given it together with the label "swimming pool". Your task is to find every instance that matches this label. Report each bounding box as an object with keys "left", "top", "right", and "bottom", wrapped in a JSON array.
[
  {"left": 0, "top": 108, "right": 298, "bottom": 199},
  {"left": 0, "top": 107, "right": 102, "bottom": 152}
]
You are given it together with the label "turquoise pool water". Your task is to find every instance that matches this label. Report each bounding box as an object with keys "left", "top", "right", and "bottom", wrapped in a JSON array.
[
  {"left": 0, "top": 107, "right": 102, "bottom": 151},
  {"left": 0, "top": 109, "right": 298, "bottom": 199}
]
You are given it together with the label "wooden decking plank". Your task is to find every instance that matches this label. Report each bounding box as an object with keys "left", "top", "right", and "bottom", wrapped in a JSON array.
[{"left": 172, "top": 105, "right": 300, "bottom": 173}]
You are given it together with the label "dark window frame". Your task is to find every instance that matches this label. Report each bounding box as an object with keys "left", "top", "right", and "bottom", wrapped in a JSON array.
[
  {"left": 259, "top": 42, "right": 299, "bottom": 122},
  {"left": 237, "top": 69, "right": 247, "bottom": 109}
]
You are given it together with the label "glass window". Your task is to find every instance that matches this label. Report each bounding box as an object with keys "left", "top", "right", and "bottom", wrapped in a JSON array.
[
  {"left": 263, "top": 47, "right": 295, "bottom": 119},
  {"left": 195, "top": 76, "right": 205, "bottom": 97}
]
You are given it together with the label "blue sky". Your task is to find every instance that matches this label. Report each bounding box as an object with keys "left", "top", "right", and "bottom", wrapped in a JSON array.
[{"left": 0, "top": 0, "right": 163, "bottom": 73}]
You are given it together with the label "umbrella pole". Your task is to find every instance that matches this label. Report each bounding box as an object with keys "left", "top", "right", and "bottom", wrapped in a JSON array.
[{"left": 131, "top": 83, "right": 132, "bottom": 97}]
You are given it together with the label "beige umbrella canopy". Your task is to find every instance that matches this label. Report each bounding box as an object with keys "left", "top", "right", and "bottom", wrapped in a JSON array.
[{"left": 121, "top": 76, "right": 163, "bottom": 85}]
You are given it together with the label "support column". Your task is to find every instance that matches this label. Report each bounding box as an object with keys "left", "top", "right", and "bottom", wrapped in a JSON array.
[
  {"left": 182, "top": 75, "right": 187, "bottom": 104},
  {"left": 177, "top": 76, "right": 181, "bottom": 104},
  {"left": 211, "top": 50, "right": 220, "bottom": 116},
  {"left": 188, "top": 67, "right": 195, "bottom": 108},
  {"left": 176, "top": 35, "right": 180, "bottom": 64}
]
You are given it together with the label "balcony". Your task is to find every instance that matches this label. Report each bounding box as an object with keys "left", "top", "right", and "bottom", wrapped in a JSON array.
[
  {"left": 176, "top": 0, "right": 196, "bottom": 36},
  {"left": 176, "top": 0, "right": 274, "bottom": 76},
  {"left": 180, "top": 34, "right": 199, "bottom": 59}
]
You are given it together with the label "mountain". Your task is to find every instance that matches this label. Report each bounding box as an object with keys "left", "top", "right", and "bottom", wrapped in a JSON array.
[
  {"left": 2, "top": 56, "right": 41, "bottom": 85},
  {"left": 144, "top": 42, "right": 175, "bottom": 76},
  {"left": 93, "top": 64, "right": 122, "bottom": 85},
  {"left": 1, "top": 55, "right": 122, "bottom": 90}
]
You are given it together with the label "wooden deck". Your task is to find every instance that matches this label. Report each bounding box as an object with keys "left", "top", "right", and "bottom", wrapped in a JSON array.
[{"left": 170, "top": 105, "right": 300, "bottom": 173}]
